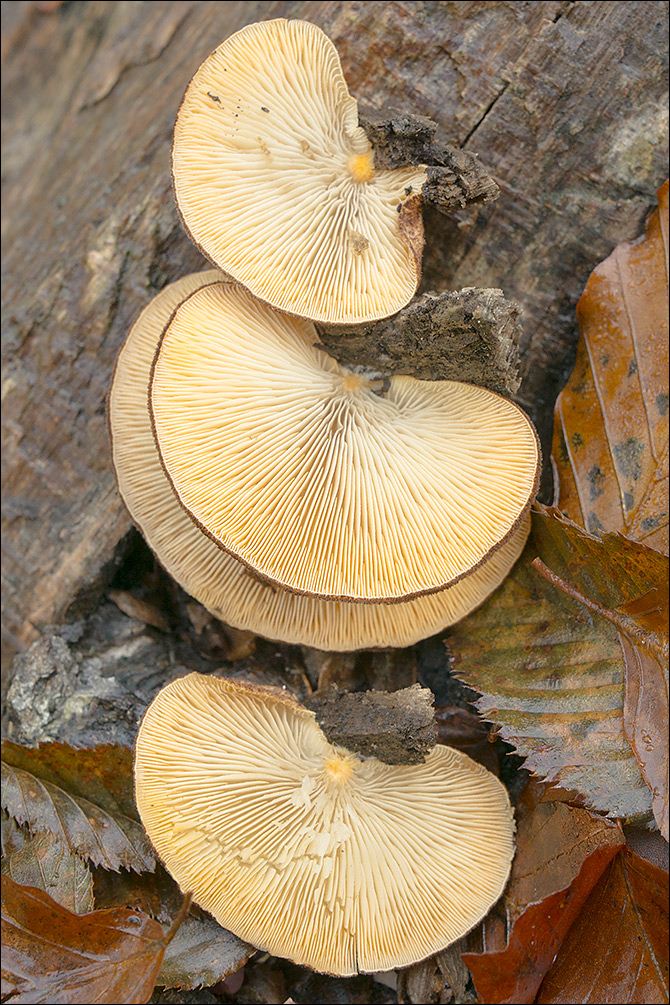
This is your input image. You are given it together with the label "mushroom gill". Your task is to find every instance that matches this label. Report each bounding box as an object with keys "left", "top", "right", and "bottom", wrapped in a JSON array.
[
  {"left": 135, "top": 674, "right": 515, "bottom": 976},
  {"left": 150, "top": 281, "right": 539, "bottom": 602},
  {"left": 172, "top": 18, "right": 426, "bottom": 323}
]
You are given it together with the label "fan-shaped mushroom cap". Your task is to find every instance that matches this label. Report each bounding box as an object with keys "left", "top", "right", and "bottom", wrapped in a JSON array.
[
  {"left": 172, "top": 18, "right": 426, "bottom": 324},
  {"left": 150, "top": 282, "right": 539, "bottom": 603},
  {"left": 135, "top": 673, "right": 515, "bottom": 976},
  {"left": 109, "top": 274, "right": 530, "bottom": 650}
]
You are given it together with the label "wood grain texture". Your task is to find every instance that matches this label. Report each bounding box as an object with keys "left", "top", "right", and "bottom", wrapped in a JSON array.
[{"left": 2, "top": 1, "right": 668, "bottom": 666}]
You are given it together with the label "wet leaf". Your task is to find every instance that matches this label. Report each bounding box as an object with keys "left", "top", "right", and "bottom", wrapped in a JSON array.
[
  {"left": 1, "top": 807, "right": 27, "bottom": 858},
  {"left": 2, "top": 833, "right": 94, "bottom": 914},
  {"left": 536, "top": 847, "right": 669, "bottom": 1004},
  {"left": 156, "top": 912, "right": 253, "bottom": 991},
  {"left": 533, "top": 508, "right": 669, "bottom": 838},
  {"left": 1, "top": 742, "right": 154, "bottom": 872},
  {"left": 1, "top": 741, "right": 138, "bottom": 819},
  {"left": 462, "top": 792, "right": 624, "bottom": 1004},
  {"left": 448, "top": 512, "right": 654, "bottom": 826},
  {"left": 92, "top": 863, "right": 184, "bottom": 924},
  {"left": 1, "top": 876, "right": 190, "bottom": 1004},
  {"left": 108, "top": 589, "right": 170, "bottom": 632},
  {"left": 552, "top": 180, "right": 669, "bottom": 552}
]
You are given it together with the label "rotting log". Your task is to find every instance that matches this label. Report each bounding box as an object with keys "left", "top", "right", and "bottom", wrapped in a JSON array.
[{"left": 2, "top": 0, "right": 668, "bottom": 669}]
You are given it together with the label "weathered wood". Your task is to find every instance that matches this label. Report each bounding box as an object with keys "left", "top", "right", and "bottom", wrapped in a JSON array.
[
  {"left": 318, "top": 288, "right": 524, "bottom": 394},
  {"left": 305, "top": 684, "right": 438, "bottom": 765},
  {"left": 2, "top": 1, "right": 668, "bottom": 667}
]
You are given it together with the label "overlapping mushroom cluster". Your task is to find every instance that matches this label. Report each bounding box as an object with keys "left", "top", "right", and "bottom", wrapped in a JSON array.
[
  {"left": 113, "top": 18, "right": 537, "bottom": 978},
  {"left": 109, "top": 18, "right": 539, "bottom": 652}
]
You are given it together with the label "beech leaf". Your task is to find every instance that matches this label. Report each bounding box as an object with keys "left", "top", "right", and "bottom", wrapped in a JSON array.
[
  {"left": 1, "top": 875, "right": 190, "bottom": 1004},
  {"left": 92, "top": 863, "right": 184, "bottom": 924},
  {"left": 532, "top": 506, "right": 669, "bottom": 838},
  {"left": 0, "top": 742, "right": 139, "bottom": 820},
  {"left": 91, "top": 866, "right": 253, "bottom": 990},
  {"left": 536, "top": 847, "right": 669, "bottom": 1004},
  {"left": 462, "top": 794, "right": 624, "bottom": 1004},
  {"left": 2, "top": 833, "right": 94, "bottom": 914},
  {"left": 1, "top": 742, "right": 155, "bottom": 873},
  {"left": 552, "top": 180, "right": 669, "bottom": 552},
  {"left": 448, "top": 509, "right": 655, "bottom": 826},
  {"left": 156, "top": 913, "right": 253, "bottom": 991}
]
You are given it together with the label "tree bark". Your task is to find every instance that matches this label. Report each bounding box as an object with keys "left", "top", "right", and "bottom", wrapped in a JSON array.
[{"left": 2, "top": 0, "right": 668, "bottom": 668}]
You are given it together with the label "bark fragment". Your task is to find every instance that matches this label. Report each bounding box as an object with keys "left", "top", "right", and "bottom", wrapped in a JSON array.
[
  {"left": 305, "top": 683, "right": 437, "bottom": 765},
  {"left": 359, "top": 107, "right": 500, "bottom": 212},
  {"left": 318, "top": 288, "right": 522, "bottom": 395}
]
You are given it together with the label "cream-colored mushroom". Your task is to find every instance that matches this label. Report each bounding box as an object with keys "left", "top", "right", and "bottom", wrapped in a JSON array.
[
  {"left": 109, "top": 273, "right": 530, "bottom": 650},
  {"left": 150, "top": 281, "right": 539, "bottom": 603},
  {"left": 134, "top": 674, "right": 515, "bottom": 976},
  {"left": 172, "top": 18, "right": 426, "bottom": 324}
]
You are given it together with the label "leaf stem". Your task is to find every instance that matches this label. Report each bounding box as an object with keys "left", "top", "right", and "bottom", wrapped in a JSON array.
[
  {"left": 162, "top": 892, "right": 193, "bottom": 946},
  {"left": 531, "top": 559, "right": 667, "bottom": 656}
]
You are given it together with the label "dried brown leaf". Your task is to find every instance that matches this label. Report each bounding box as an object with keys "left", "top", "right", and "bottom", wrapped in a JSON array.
[
  {"left": 92, "top": 863, "right": 184, "bottom": 924},
  {"left": 156, "top": 912, "right": 253, "bottom": 991},
  {"left": 552, "top": 180, "right": 669, "bottom": 552},
  {"left": 1, "top": 741, "right": 138, "bottom": 819},
  {"left": 1, "top": 742, "right": 154, "bottom": 872},
  {"left": 2, "top": 833, "right": 94, "bottom": 914},
  {"left": 448, "top": 512, "right": 653, "bottom": 826},
  {"left": 1, "top": 875, "right": 190, "bottom": 1004},
  {"left": 462, "top": 795, "right": 624, "bottom": 1004},
  {"left": 108, "top": 589, "right": 170, "bottom": 632},
  {"left": 536, "top": 847, "right": 669, "bottom": 1004},
  {"left": 533, "top": 507, "right": 669, "bottom": 838}
]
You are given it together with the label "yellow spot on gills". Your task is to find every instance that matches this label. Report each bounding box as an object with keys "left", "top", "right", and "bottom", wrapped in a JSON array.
[
  {"left": 323, "top": 752, "right": 356, "bottom": 783},
  {"left": 341, "top": 372, "right": 365, "bottom": 393},
  {"left": 347, "top": 151, "right": 374, "bottom": 183}
]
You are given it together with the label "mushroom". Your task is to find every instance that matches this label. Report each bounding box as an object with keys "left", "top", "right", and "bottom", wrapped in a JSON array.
[
  {"left": 172, "top": 18, "right": 426, "bottom": 324},
  {"left": 109, "top": 272, "right": 531, "bottom": 650},
  {"left": 134, "top": 673, "right": 515, "bottom": 976},
  {"left": 150, "top": 280, "right": 539, "bottom": 603}
]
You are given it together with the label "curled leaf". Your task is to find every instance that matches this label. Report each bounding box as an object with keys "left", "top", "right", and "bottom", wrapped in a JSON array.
[
  {"left": 462, "top": 796, "right": 624, "bottom": 1004},
  {"left": 552, "top": 180, "right": 668, "bottom": 552},
  {"left": 1, "top": 876, "right": 190, "bottom": 1004},
  {"left": 1, "top": 742, "right": 154, "bottom": 873},
  {"left": 536, "top": 848, "right": 669, "bottom": 1004}
]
